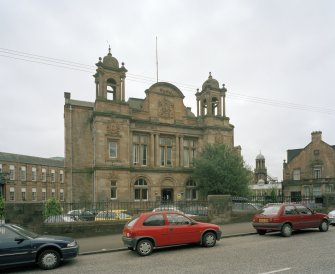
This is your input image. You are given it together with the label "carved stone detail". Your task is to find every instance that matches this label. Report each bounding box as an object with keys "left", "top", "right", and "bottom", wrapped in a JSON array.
[
  {"left": 158, "top": 98, "right": 174, "bottom": 119},
  {"left": 106, "top": 120, "right": 121, "bottom": 136}
]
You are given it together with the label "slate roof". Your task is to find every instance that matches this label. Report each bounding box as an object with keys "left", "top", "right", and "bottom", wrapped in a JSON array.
[{"left": 0, "top": 152, "right": 64, "bottom": 167}]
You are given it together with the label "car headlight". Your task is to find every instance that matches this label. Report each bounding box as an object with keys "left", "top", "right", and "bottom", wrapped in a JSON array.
[{"left": 67, "top": 240, "right": 77, "bottom": 247}]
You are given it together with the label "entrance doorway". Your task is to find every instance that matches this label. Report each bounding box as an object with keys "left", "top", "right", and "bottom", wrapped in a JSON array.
[{"left": 161, "top": 188, "right": 173, "bottom": 202}]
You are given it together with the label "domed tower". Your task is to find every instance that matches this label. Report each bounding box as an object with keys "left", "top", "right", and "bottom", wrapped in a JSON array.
[
  {"left": 195, "top": 72, "right": 227, "bottom": 117},
  {"left": 94, "top": 46, "right": 127, "bottom": 101},
  {"left": 254, "top": 153, "right": 268, "bottom": 184}
]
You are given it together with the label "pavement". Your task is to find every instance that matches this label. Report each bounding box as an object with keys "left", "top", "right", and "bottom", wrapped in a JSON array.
[{"left": 77, "top": 222, "right": 256, "bottom": 255}]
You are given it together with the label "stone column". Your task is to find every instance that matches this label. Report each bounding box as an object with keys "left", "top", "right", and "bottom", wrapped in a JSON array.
[
  {"left": 150, "top": 133, "right": 155, "bottom": 167},
  {"left": 175, "top": 135, "right": 179, "bottom": 167}
]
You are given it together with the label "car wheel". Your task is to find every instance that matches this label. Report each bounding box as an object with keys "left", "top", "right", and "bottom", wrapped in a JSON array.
[
  {"left": 136, "top": 239, "right": 153, "bottom": 256},
  {"left": 38, "top": 249, "right": 60, "bottom": 270},
  {"left": 319, "top": 220, "right": 329, "bottom": 232},
  {"left": 257, "top": 230, "right": 266, "bottom": 235},
  {"left": 281, "top": 223, "right": 292, "bottom": 237},
  {"left": 202, "top": 232, "right": 216, "bottom": 247}
]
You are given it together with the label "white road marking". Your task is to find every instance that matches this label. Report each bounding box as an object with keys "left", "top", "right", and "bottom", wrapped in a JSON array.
[{"left": 259, "top": 268, "right": 291, "bottom": 274}]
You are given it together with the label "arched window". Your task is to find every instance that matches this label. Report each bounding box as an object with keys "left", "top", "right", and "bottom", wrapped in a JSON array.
[
  {"left": 202, "top": 99, "right": 208, "bottom": 115},
  {"left": 134, "top": 178, "right": 148, "bottom": 201},
  {"left": 211, "top": 97, "right": 219, "bottom": 115},
  {"left": 186, "top": 179, "right": 197, "bottom": 200},
  {"left": 107, "top": 78, "right": 117, "bottom": 100}
]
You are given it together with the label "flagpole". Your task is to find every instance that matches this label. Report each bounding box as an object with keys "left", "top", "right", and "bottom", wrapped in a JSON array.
[{"left": 156, "top": 36, "right": 158, "bottom": 82}]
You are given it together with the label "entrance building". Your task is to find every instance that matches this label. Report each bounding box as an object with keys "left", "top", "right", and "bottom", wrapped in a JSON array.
[{"left": 64, "top": 47, "right": 239, "bottom": 203}]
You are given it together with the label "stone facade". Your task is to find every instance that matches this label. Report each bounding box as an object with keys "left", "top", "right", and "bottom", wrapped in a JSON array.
[
  {"left": 64, "top": 47, "right": 238, "bottom": 203},
  {"left": 282, "top": 131, "right": 335, "bottom": 198},
  {"left": 0, "top": 152, "right": 65, "bottom": 202}
]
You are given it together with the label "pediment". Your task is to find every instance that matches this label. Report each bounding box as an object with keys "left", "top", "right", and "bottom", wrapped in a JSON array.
[{"left": 146, "top": 82, "right": 185, "bottom": 98}]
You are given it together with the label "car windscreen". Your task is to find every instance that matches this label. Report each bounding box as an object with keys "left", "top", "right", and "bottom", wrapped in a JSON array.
[{"left": 260, "top": 205, "right": 281, "bottom": 216}]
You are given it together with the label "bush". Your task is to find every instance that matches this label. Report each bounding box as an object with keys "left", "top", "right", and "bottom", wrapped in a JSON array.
[{"left": 43, "top": 197, "right": 62, "bottom": 219}]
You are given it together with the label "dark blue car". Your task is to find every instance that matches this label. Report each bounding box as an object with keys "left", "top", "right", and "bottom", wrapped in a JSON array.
[{"left": 0, "top": 223, "right": 79, "bottom": 270}]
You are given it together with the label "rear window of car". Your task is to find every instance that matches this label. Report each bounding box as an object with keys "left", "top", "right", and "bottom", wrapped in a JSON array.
[
  {"left": 127, "top": 217, "right": 139, "bottom": 227},
  {"left": 260, "top": 205, "right": 281, "bottom": 216}
]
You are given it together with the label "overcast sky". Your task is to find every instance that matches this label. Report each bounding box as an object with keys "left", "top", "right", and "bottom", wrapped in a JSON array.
[{"left": 1, "top": 0, "right": 334, "bottom": 181}]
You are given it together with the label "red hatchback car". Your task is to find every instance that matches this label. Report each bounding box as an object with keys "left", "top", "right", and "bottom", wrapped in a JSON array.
[
  {"left": 252, "top": 203, "right": 329, "bottom": 237},
  {"left": 122, "top": 211, "right": 222, "bottom": 256}
]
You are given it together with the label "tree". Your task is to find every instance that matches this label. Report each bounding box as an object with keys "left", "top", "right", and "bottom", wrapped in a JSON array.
[
  {"left": 43, "top": 197, "right": 62, "bottom": 219},
  {"left": 0, "top": 195, "right": 5, "bottom": 221},
  {"left": 193, "top": 144, "right": 252, "bottom": 197}
]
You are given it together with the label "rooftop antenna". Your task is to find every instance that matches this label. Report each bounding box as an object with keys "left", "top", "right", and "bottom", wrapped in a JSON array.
[{"left": 156, "top": 36, "right": 159, "bottom": 82}]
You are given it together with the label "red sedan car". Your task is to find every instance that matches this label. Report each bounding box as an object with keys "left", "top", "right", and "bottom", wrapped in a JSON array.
[
  {"left": 252, "top": 203, "right": 329, "bottom": 237},
  {"left": 122, "top": 211, "right": 222, "bottom": 256}
]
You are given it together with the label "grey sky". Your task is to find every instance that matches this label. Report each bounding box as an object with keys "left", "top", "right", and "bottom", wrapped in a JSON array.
[{"left": 1, "top": 0, "right": 334, "bottom": 181}]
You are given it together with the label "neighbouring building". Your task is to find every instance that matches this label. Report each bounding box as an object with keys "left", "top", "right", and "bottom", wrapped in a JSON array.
[
  {"left": 249, "top": 152, "right": 281, "bottom": 196},
  {"left": 282, "top": 131, "right": 335, "bottom": 200},
  {"left": 64, "top": 47, "right": 240, "bottom": 203},
  {"left": 0, "top": 152, "right": 65, "bottom": 202}
]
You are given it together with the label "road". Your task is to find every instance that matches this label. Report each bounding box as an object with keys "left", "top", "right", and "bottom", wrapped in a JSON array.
[{"left": 4, "top": 227, "right": 335, "bottom": 274}]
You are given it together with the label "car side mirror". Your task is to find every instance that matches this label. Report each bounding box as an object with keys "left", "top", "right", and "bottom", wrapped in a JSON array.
[{"left": 14, "top": 237, "right": 25, "bottom": 243}]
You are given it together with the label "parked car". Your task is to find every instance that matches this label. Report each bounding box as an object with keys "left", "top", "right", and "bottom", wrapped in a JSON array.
[
  {"left": 232, "top": 202, "right": 262, "bottom": 212},
  {"left": 122, "top": 211, "right": 222, "bottom": 256},
  {"left": 67, "top": 209, "right": 95, "bottom": 221},
  {"left": 44, "top": 215, "right": 76, "bottom": 223},
  {"left": 0, "top": 223, "right": 79, "bottom": 270},
  {"left": 95, "top": 210, "right": 132, "bottom": 221},
  {"left": 252, "top": 203, "right": 329, "bottom": 237},
  {"left": 328, "top": 209, "right": 335, "bottom": 226},
  {"left": 182, "top": 205, "right": 208, "bottom": 216}
]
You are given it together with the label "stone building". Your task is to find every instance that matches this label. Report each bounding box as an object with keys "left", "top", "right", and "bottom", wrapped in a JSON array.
[
  {"left": 249, "top": 153, "right": 281, "bottom": 196},
  {"left": 282, "top": 131, "right": 335, "bottom": 199},
  {"left": 64, "top": 47, "right": 239, "bottom": 203},
  {"left": 0, "top": 152, "right": 64, "bottom": 202}
]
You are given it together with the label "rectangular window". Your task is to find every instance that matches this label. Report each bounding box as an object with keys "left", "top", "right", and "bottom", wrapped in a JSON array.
[
  {"left": 60, "top": 189, "right": 64, "bottom": 201},
  {"left": 313, "top": 185, "right": 321, "bottom": 197},
  {"left": 9, "top": 165, "right": 15, "bottom": 180},
  {"left": 325, "top": 184, "right": 334, "bottom": 193},
  {"left": 42, "top": 188, "right": 46, "bottom": 201},
  {"left": 293, "top": 169, "right": 300, "bottom": 181},
  {"left": 183, "top": 139, "right": 197, "bottom": 167},
  {"left": 9, "top": 187, "right": 15, "bottom": 201},
  {"left": 313, "top": 167, "right": 322, "bottom": 179},
  {"left": 20, "top": 166, "right": 26, "bottom": 181},
  {"left": 21, "top": 188, "right": 26, "bottom": 201},
  {"left": 303, "top": 186, "right": 310, "bottom": 196},
  {"left": 59, "top": 170, "right": 64, "bottom": 183},
  {"left": 109, "top": 142, "right": 118, "bottom": 159},
  {"left": 32, "top": 188, "right": 37, "bottom": 201},
  {"left": 135, "top": 189, "right": 148, "bottom": 201},
  {"left": 51, "top": 170, "right": 55, "bottom": 182},
  {"left": 42, "top": 168, "right": 47, "bottom": 182},
  {"left": 111, "top": 181, "right": 117, "bottom": 199},
  {"left": 186, "top": 188, "right": 197, "bottom": 200},
  {"left": 160, "top": 137, "right": 173, "bottom": 167},
  {"left": 51, "top": 188, "right": 55, "bottom": 198},
  {"left": 132, "top": 134, "right": 148, "bottom": 166},
  {"left": 0, "top": 164, "right": 2, "bottom": 173},
  {"left": 32, "top": 167, "right": 37, "bottom": 181}
]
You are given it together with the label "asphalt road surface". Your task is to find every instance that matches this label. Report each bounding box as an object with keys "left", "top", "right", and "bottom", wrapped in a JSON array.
[{"left": 4, "top": 227, "right": 335, "bottom": 274}]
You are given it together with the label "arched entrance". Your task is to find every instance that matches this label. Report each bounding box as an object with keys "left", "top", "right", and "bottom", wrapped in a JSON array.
[{"left": 161, "top": 188, "right": 173, "bottom": 202}]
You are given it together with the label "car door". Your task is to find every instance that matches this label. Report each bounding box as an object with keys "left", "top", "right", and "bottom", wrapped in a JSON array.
[
  {"left": 295, "top": 205, "right": 319, "bottom": 228},
  {"left": 0, "top": 226, "right": 33, "bottom": 267},
  {"left": 283, "top": 205, "right": 302, "bottom": 230},
  {"left": 166, "top": 213, "right": 199, "bottom": 245},
  {"left": 140, "top": 214, "right": 170, "bottom": 247}
]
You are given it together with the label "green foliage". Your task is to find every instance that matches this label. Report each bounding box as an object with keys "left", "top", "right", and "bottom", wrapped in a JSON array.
[
  {"left": 0, "top": 196, "right": 4, "bottom": 219},
  {"left": 193, "top": 144, "right": 252, "bottom": 197},
  {"left": 43, "top": 197, "right": 62, "bottom": 218}
]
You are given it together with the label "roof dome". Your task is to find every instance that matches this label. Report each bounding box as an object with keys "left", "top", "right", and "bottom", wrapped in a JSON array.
[
  {"left": 202, "top": 72, "right": 220, "bottom": 90},
  {"left": 256, "top": 153, "right": 265, "bottom": 160},
  {"left": 102, "top": 47, "right": 119, "bottom": 69}
]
